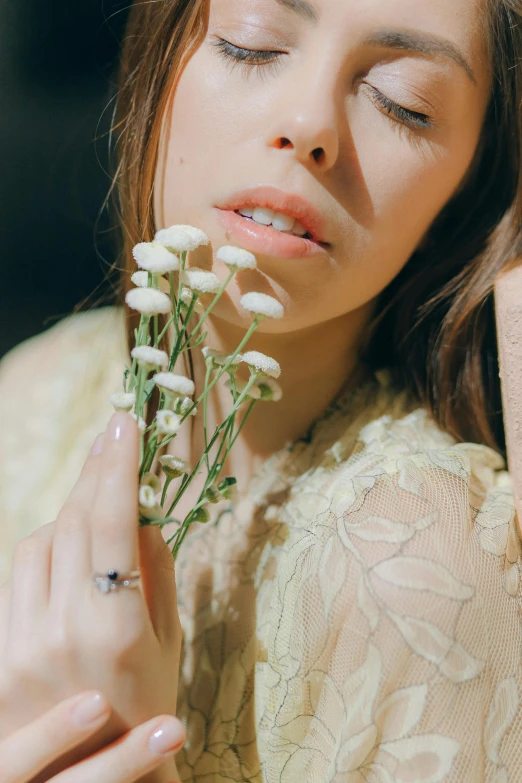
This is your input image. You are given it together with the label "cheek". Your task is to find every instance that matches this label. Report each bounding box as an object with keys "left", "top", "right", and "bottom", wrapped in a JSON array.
[{"left": 349, "top": 97, "right": 483, "bottom": 245}]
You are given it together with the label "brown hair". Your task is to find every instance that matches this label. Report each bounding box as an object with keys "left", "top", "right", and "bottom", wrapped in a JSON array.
[{"left": 109, "top": 0, "right": 522, "bottom": 459}]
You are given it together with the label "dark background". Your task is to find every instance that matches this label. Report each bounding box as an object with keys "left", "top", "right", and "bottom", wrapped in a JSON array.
[{"left": 0, "top": 0, "right": 131, "bottom": 359}]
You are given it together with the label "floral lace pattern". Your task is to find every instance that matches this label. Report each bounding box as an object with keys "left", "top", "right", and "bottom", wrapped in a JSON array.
[{"left": 1, "top": 308, "right": 522, "bottom": 782}]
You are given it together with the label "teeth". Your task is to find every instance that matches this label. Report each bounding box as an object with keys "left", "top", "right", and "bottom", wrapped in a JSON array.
[
  {"left": 292, "top": 221, "right": 307, "bottom": 236},
  {"left": 236, "top": 207, "right": 311, "bottom": 238},
  {"left": 272, "top": 212, "right": 296, "bottom": 232},
  {"left": 251, "top": 207, "right": 275, "bottom": 226}
]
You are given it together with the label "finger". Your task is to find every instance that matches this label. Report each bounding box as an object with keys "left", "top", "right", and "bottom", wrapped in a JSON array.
[
  {"left": 7, "top": 530, "right": 54, "bottom": 654},
  {"left": 4, "top": 521, "right": 56, "bottom": 650},
  {"left": 49, "top": 434, "right": 106, "bottom": 614},
  {"left": 138, "top": 527, "right": 179, "bottom": 645},
  {"left": 90, "top": 413, "right": 140, "bottom": 577},
  {"left": 50, "top": 714, "right": 185, "bottom": 783},
  {"left": 0, "top": 690, "right": 110, "bottom": 783}
]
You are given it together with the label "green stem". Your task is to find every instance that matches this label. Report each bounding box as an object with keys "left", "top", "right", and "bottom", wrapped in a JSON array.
[
  {"left": 163, "top": 374, "right": 257, "bottom": 519},
  {"left": 183, "top": 269, "right": 235, "bottom": 345},
  {"left": 203, "top": 362, "right": 212, "bottom": 471},
  {"left": 176, "top": 316, "right": 262, "bottom": 426},
  {"left": 161, "top": 476, "right": 173, "bottom": 506}
]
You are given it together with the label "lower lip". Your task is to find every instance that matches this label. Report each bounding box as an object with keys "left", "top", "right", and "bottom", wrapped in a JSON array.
[{"left": 214, "top": 209, "right": 329, "bottom": 259}]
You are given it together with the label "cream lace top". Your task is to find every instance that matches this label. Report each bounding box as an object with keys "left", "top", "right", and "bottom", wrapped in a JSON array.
[{"left": 1, "top": 307, "right": 522, "bottom": 782}]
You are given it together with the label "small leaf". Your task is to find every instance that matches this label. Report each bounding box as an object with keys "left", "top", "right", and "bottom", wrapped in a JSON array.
[
  {"left": 484, "top": 675, "right": 519, "bottom": 764},
  {"left": 387, "top": 610, "right": 453, "bottom": 665},
  {"left": 144, "top": 378, "right": 156, "bottom": 401},
  {"left": 374, "top": 683, "right": 428, "bottom": 742},
  {"left": 346, "top": 516, "right": 415, "bottom": 543},
  {"left": 397, "top": 457, "right": 426, "bottom": 498},
  {"left": 380, "top": 733, "right": 460, "bottom": 782},
  {"left": 319, "top": 535, "right": 347, "bottom": 616},
  {"left": 439, "top": 641, "right": 485, "bottom": 683},
  {"left": 372, "top": 556, "right": 475, "bottom": 601},
  {"left": 193, "top": 330, "right": 208, "bottom": 347},
  {"left": 337, "top": 723, "right": 378, "bottom": 772},
  {"left": 357, "top": 575, "right": 380, "bottom": 632}
]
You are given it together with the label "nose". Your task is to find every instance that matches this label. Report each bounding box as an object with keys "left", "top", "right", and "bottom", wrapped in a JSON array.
[{"left": 265, "top": 72, "right": 340, "bottom": 171}]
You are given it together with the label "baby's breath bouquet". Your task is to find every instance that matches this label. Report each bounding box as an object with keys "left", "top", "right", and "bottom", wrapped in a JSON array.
[{"left": 110, "top": 224, "right": 284, "bottom": 559}]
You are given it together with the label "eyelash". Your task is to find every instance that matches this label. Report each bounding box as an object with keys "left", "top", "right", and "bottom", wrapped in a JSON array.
[{"left": 212, "top": 37, "right": 433, "bottom": 131}]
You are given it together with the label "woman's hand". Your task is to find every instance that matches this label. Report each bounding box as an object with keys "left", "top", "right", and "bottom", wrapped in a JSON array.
[
  {"left": 0, "top": 689, "right": 184, "bottom": 782},
  {"left": 0, "top": 412, "right": 184, "bottom": 780}
]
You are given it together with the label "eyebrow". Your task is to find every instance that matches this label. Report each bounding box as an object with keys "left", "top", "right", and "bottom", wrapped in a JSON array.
[
  {"left": 273, "top": 1, "right": 477, "bottom": 86},
  {"left": 363, "top": 29, "right": 477, "bottom": 86},
  {"left": 274, "top": 0, "right": 319, "bottom": 23}
]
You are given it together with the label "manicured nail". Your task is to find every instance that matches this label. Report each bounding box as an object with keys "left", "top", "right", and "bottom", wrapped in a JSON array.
[
  {"left": 90, "top": 433, "right": 104, "bottom": 456},
  {"left": 148, "top": 719, "right": 184, "bottom": 756},
  {"left": 108, "top": 411, "right": 128, "bottom": 441},
  {"left": 72, "top": 692, "right": 109, "bottom": 726}
]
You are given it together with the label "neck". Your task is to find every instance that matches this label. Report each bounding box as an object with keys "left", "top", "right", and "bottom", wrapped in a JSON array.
[{"left": 177, "top": 301, "right": 376, "bottom": 490}]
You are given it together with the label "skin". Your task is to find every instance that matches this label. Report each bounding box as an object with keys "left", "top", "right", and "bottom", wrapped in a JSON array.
[{"left": 153, "top": 0, "right": 492, "bottom": 498}]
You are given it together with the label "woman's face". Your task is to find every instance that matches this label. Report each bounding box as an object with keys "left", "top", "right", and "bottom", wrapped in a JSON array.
[{"left": 154, "top": 0, "right": 491, "bottom": 334}]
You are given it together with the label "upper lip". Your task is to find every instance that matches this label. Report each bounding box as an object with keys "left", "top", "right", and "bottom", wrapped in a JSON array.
[{"left": 216, "top": 185, "right": 331, "bottom": 245}]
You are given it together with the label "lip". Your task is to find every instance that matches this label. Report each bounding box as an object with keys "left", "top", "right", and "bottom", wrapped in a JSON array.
[
  {"left": 215, "top": 185, "right": 331, "bottom": 246},
  {"left": 215, "top": 208, "right": 329, "bottom": 260}
]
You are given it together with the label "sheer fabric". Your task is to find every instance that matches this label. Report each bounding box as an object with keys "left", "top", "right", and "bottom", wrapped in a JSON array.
[{"left": 1, "top": 308, "right": 521, "bottom": 782}]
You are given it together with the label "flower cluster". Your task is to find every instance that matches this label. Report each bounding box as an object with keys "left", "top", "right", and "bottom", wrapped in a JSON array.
[{"left": 110, "top": 226, "right": 284, "bottom": 559}]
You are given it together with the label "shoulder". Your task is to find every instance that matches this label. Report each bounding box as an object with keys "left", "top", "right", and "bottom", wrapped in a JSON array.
[
  {"left": 268, "top": 394, "right": 522, "bottom": 777},
  {"left": 0, "top": 306, "right": 126, "bottom": 390},
  {"left": 0, "top": 307, "right": 128, "bottom": 576}
]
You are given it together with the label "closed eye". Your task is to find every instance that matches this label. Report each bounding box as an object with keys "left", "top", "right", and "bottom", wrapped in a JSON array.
[
  {"left": 211, "top": 37, "right": 285, "bottom": 80},
  {"left": 364, "top": 84, "right": 433, "bottom": 130}
]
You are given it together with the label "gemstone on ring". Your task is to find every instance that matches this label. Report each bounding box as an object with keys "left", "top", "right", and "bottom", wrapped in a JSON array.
[
  {"left": 108, "top": 570, "right": 118, "bottom": 581},
  {"left": 96, "top": 576, "right": 111, "bottom": 593}
]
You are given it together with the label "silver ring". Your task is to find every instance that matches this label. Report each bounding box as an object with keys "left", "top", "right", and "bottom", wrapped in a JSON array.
[{"left": 92, "top": 569, "right": 142, "bottom": 594}]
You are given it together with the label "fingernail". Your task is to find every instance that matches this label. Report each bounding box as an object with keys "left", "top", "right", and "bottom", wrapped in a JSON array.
[
  {"left": 90, "top": 433, "right": 104, "bottom": 456},
  {"left": 148, "top": 719, "right": 185, "bottom": 756},
  {"left": 72, "top": 692, "right": 109, "bottom": 726},
  {"left": 108, "top": 411, "right": 128, "bottom": 441}
]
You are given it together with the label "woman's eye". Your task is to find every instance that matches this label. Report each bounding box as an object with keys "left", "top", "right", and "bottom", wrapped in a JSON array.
[
  {"left": 212, "top": 37, "right": 285, "bottom": 79},
  {"left": 365, "top": 84, "right": 433, "bottom": 131}
]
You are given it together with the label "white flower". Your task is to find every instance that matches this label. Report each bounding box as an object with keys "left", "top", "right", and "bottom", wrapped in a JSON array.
[
  {"left": 153, "top": 372, "right": 195, "bottom": 397},
  {"left": 180, "top": 286, "right": 205, "bottom": 315},
  {"left": 240, "top": 292, "right": 284, "bottom": 319},
  {"left": 131, "top": 271, "right": 171, "bottom": 294},
  {"left": 156, "top": 409, "right": 182, "bottom": 436},
  {"left": 139, "top": 485, "right": 162, "bottom": 519},
  {"left": 241, "top": 350, "right": 281, "bottom": 379},
  {"left": 126, "top": 287, "right": 172, "bottom": 316},
  {"left": 131, "top": 345, "right": 169, "bottom": 369},
  {"left": 181, "top": 267, "right": 221, "bottom": 294},
  {"left": 131, "top": 413, "right": 147, "bottom": 433},
  {"left": 173, "top": 396, "right": 198, "bottom": 417},
  {"left": 154, "top": 225, "right": 206, "bottom": 253},
  {"left": 139, "top": 485, "right": 157, "bottom": 508},
  {"left": 255, "top": 377, "right": 283, "bottom": 402},
  {"left": 224, "top": 376, "right": 262, "bottom": 400},
  {"left": 132, "top": 241, "right": 180, "bottom": 274},
  {"left": 216, "top": 245, "right": 257, "bottom": 272},
  {"left": 159, "top": 455, "right": 191, "bottom": 478},
  {"left": 140, "top": 472, "right": 161, "bottom": 494},
  {"left": 109, "top": 392, "right": 136, "bottom": 412},
  {"left": 202, "top": 346, "right": 243, "bottom": 369}
]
